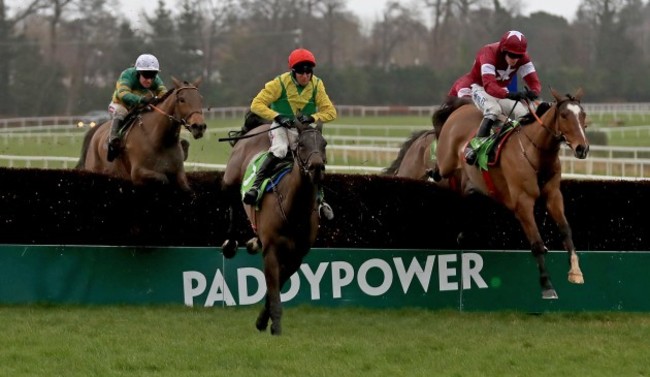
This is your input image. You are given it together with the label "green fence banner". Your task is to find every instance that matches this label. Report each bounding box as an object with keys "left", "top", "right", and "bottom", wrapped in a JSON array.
[{"left": 0, "top": 245, "right": 648, "bottom": 311}]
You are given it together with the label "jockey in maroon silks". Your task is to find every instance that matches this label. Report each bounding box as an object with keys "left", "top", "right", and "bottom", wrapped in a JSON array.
[{"left": 448, "top": 30, "right": 542, "bottom": 165}]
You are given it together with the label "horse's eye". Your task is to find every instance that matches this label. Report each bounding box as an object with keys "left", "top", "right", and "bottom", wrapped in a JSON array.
[{"left": 178, "top": 97, "right": 186, "bottom": 103}]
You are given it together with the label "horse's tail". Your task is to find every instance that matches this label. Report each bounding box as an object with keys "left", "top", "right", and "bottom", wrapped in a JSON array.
[
  {"left": 383, "top": 129, "right": 428, "bottom": 176},
  {"left": 75, "top": 123, "right": 102, "bottom": 169},
  {"left": 432, "top": 96, "right": 472, "bottom": 138}
]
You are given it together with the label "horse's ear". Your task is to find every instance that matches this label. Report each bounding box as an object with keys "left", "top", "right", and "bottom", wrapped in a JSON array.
[
  {"left": 192, "top": 76, "right": 203, "bottom": 88},
  {"left": 549, "top": 87, "right": 561, "bottom": 102},
  {"left": 315, "top": 121, "right": 323, "bottom": 133},
  {"left": 574, "top": 87, "right": 584, "bottom": 102},
  {"left": 171, "top": 76, "right": 181, "bottom": 89}
]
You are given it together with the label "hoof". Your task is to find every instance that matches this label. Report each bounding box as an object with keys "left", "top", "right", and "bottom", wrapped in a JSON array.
[
  {"left": 246, "top": 237, "right": 261, "bottom": 254},
  {"left": 542, "top": 288, "right": 559, "bottom": 300},
  {"left": 256, "top": 319, "right": 268, "bottom": 332},
  {"left": 568, "top": 272, "right": 584, "bottom": 284},
  {"left": 221, "top": 239, "right": 238, "bottom": 259}
]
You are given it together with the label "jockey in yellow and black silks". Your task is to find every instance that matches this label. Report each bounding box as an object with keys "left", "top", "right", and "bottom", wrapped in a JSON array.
[
  {"left": 244, "top": 48, "right": 337, "bottom": 219},
  {"left": 106, "top": 53, "right": 167, "bottom": 162}
]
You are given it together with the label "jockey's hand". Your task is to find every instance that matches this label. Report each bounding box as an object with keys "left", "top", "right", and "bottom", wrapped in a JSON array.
[
  {"left": 506, "top": 91, "right": 528, "bottom": 102},
  {"left": 139, "top": 95, "right": 155, "bottom": 106},
  {"left": 524, "top": 88, "right": 539, "bottom": 101},
  {"left": 297, "top": 115, "right": 315, "bottom": 125},
  {"left": 274, "top": 115, "right": 294, "bottom": 129}
]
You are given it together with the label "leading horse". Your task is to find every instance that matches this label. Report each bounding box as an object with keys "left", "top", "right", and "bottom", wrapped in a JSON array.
[
  {"left": 433, "top": 88, "right": 588, "bottom": 299},
  {"left": 221, "top": 120, "right": 327, "bottom": 335},
  {"left": 76, "top": 77, "right": 207, "bottom": 191}
]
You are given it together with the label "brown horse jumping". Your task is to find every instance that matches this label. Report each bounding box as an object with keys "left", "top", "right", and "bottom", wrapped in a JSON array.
[
  {"left": 221, "top": 120, "right": 327, "bottom": 335},
  {"left": 433, "top": 88, "right": 588, "bottom": 299},
  {"left": 76, "top": 77, "right": 207, "bottom": 191}
]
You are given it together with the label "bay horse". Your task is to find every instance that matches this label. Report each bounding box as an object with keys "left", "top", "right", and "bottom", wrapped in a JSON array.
[
  {"left": 433, "top": 88, "right": 588, "bottom": 299},
  {"left": 384, "top": 97, "right": 472, "bottom": 182},
  {"left": 221, "top": 120, "right": 327, "bottom": 335},
  {"left": 76, "top": 77, "right": 207, "bottom": 191}
]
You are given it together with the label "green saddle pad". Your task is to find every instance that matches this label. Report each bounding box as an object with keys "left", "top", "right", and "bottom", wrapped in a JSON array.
[{"left": 241, "top": 152, "right": 292, "bottom": 205}]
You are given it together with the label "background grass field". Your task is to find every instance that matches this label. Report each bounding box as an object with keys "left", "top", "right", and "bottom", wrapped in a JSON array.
[
  {"left": 1, "top": 305, "right": 648, "bottom": 377},
  {"left": 2, "top": 114, "right": 650, "bottom": 169}
]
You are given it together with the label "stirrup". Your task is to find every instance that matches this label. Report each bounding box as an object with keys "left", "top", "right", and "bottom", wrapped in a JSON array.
[{"left": 319, "top": 202, "right": 334, "bottom": 220}]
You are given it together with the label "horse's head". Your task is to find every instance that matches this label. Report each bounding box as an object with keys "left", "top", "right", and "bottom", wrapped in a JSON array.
[
  {"left": 171, "top": 77, "right": 207, "bottom": 139},
  {"left": 293, "top": 120, "right": 327, "bottom": 184},
  {"left": 549, "top": 88, "right": 589, "bottom": 159}
]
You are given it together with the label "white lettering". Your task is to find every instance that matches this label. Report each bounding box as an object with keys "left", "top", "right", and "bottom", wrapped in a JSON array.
[
  {"left": 331, "top": 261, "right": 354, "bottom": 298},
  {"left": 462, "top": 253, "right": 488, "bottom": 289},
  {"left": 281, "top": 273, "right": 300, "bottom": 302},
  {"left": 358, "top": 259, "right": 393, "bottom": 296},
  {"left": 393, "top": 256, "right": 435, "bottom": 293},
  {"left": 205, "top": 269, "right": 236, "bottom": 307},
  {"left": 182, "top": 271, "right": 206, "bottom": 307},
  {"left": 237, "top": 267, "right": 266, "bottom": 305},
  {"left": 300, "top": 263, "right": 328, "bottom": 300},
  {"left": 438, "top": 254, "right": 458, "bottom": 291}
]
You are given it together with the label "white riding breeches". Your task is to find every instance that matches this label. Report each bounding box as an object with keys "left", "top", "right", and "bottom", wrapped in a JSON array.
[
  {"left": 470, "top": 84, "right": 528, "bottom": 121},
  {"left": 108, "top": 102, "right": 128, "bottom": 120},
  {"left": 268, "top": 121, "right": 299, "bottom": 159}
]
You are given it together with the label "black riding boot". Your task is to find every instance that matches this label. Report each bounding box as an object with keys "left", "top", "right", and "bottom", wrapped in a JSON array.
[
  {"left": 243, "top": 154, "right": 280, "bottom": 205},
  {"left": 464, "top": 117, "right": 495, "bottom": 165},
  {"left": 107, "top": 118, "right": 124, "bottom": 162}
]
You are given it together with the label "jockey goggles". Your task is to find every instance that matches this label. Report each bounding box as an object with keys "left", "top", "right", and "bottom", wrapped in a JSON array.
[
  {"left": 293, "top": 65, "right": 313, "bottom": 75},
  {"left": 140, "top": 71, "right": 158, "bottom": 79}
]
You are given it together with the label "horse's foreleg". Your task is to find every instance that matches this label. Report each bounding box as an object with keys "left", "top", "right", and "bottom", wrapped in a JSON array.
[
  {"left": 262, "top": 247, "right": 282, "bottom": 335},
  {"left": 256, "top": 298, "right": 270, "bottom": 332},
  {"left": 174, "top": 172, "right": 192, "bottom": 192},
  {"left": 514, "top": 196, "right": 558, "bottom": 299},
  {"left": 545, "top": 188, "right": 584, "bottom": 284}
]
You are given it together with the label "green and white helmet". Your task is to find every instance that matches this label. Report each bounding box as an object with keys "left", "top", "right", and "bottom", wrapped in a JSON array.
[{"left": 135, "top": 53, "right": 160, "bottom": 72}]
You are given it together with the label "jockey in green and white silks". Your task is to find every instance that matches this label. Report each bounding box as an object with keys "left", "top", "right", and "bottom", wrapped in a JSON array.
[
  {"left": 106, "top": 53, "right": 167, "bottom": 162},
  {"left": 243, "top": 48, "right": 337, "bottom": 219}
]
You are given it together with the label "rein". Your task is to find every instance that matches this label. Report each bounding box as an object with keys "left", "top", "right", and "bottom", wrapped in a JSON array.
[{"left": 148, "top": 87, "right": 202, "bottom": 132}]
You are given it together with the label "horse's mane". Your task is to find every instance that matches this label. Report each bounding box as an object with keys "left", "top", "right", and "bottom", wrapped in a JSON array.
[
  {"left": 155, "top": 87, "right": 176, "bottom": 104},
  {"left": 383, "top": 129, "right": 429, "bottom": 175},
  {"left": 432, "top": 96, "right": 473, "bottom": 138}
]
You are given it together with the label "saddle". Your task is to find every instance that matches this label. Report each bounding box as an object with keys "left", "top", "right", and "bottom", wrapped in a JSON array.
[
  {"left": 241, "top": 152, "right": 293, "bottom": 207},
  {"left": 472, "top": 121, "right": 518, "bottom": 171},
  {"left": 472, "top": 101, "right": 552, "bottom": 170}
]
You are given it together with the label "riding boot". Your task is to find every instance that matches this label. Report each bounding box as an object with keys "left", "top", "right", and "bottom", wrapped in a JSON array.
[
  {"left": 317, "top": 187, "right": 334, "bottom": 220},
  {"left": 464, "top": 117, "right": 495, "bottom": 165},
  {"left": 107, "top": 118, "right": 124, "bottom": 162},
  {"left": 243, "top": 154, "right": 280, "bottom": 205}
]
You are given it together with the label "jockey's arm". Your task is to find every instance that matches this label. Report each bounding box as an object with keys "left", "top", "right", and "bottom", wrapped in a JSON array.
[
  {"left": 311, "top": 80, "right": 337, "bottom": 123},
  {"left": 250, "top": 79, "right": 283, "bottom": 121}
]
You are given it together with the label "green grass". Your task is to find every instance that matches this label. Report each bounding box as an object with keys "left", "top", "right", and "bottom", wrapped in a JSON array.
[
  {"left": 0, "top": 305, "right": 649, "bottom": 377},
  {"left": 1, "top": 114, "right": 650, "bottom": 169}
]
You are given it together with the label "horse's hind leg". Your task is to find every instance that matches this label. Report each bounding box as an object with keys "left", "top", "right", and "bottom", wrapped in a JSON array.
[{"left": 544, "top": 186, "right": 584, "bottom": 284}]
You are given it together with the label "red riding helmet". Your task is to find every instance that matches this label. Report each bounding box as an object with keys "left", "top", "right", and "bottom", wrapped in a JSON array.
[
  {"left": 499, "top": 30, "right": 527, "bottom": 55},
  {"left": 288, "top": 48, "right": 316, "bottom": 69}
]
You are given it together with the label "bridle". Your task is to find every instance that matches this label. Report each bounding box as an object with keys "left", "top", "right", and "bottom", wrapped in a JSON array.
[
  {"left": 517, "top": 97, "right": 582, "bottom": 173},
  {"left": 148, "top": 86, "right": 203, "bottom": 132},
  {"left": 291, "top": 127, "right": 326, "bottom": 175}
]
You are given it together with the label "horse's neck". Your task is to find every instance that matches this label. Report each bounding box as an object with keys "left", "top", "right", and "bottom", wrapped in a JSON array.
[
  {"left": 141, "top": 97, "right": 181, "bottom": 143},
  {"left": 527, "top": 105, "right": 560, "bottom": 151},
  {"left": 282, "top": 160, "right": 317, "bottom": 212}
]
